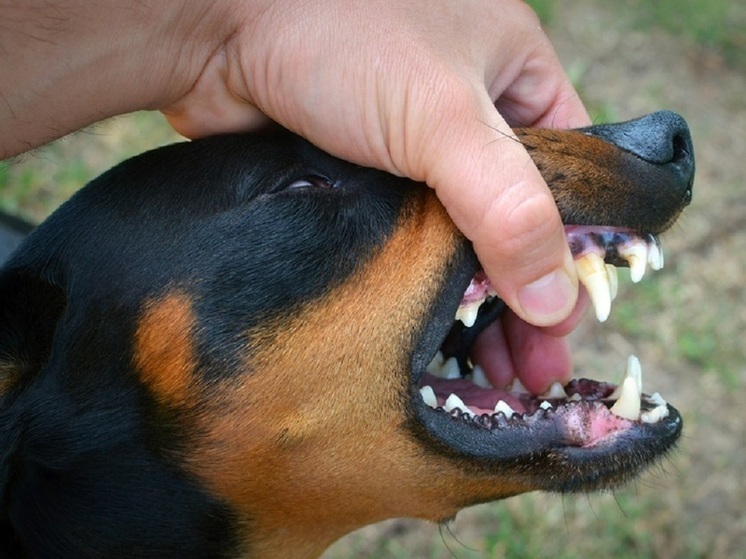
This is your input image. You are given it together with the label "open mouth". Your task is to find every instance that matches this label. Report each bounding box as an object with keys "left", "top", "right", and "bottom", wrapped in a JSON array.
[{"left": 411, "top": 226, "right": 682, "bottom": 486}]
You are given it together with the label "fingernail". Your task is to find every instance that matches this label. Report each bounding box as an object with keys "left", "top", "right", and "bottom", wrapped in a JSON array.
[{"left": 517, "top": 267, "right": 576, "bottom": 326}]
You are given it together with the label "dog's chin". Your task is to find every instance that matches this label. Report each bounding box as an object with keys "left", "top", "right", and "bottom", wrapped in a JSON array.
[{"left": 409, "top": 226, "right": 682, "bottom": 492}]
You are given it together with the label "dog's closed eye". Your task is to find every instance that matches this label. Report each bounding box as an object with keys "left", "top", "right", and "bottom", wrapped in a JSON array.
[{"left": 286, "top": 175, "right": 337, "bottom": 190}]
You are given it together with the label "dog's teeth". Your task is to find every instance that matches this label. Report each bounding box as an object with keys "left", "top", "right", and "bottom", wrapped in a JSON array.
[
  {"left": 605, "top": 264, "right": 619, "bottom": 301},
  {"left": 419, "top": 385, "right": 438, "bottom": 408},
  {"left": 455, "top": 301, "right": 481, "bottom": 327},
  {"left": 575, "top": 252, "right": 612, "bottom": 322},
  {"left": 539, "top": 400, "right": 553, "bottom": 410},
  {"left": 610, "top": 376, "right": 641, "bottom": 421},
  {"left": 649, "top": 392, "right": 667, "bottom": 407},
  {"left": 542, "top": 382, "right": 568, "bottom": 400},
  {"left": 641, "top": 404, "right": 669, "bottom": 424},
  {"left": 441, "top": 357, "right": 461, "bottom": 380},
  {"left": 570, "top": 393, "right": 583, "bottom": 401},
  {"left": 623, "top": 243, "right": 649, "bottom": 283},
  {"left": 648, "top": 241, "right": 665, "bottom": 271},
  {"left": 508, "top": 377, "right": 529, "bottom": 394},
  {"left": 444, "top": 393, "right": 466, "bottom": 412},
  {"left": 626, "top": 354, "right": 643, "bottom": 394},
  {"left": 471, "top": 365, "right": 493, "bottom": 388},
  {"left": 493, "top": 400, "right": 515, "bottom": 417},
  {"left": 610, "top": 354, "right": 643, "bottom": 400},
  {"left": 425, "top": 351, "right": 445, "bottom": 376}
]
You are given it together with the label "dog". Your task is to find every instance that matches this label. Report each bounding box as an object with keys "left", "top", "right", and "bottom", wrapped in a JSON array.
[{"left": 0, "top": 111, "right": 694, "bottom": 558}]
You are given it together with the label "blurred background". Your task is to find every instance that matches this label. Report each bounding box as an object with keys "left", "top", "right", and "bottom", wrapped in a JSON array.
[{"left": 2, "top": 0, "right": 744, "bottom": 557}]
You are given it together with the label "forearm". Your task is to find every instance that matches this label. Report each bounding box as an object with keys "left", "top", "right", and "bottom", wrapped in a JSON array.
[{"left": 0, "top": 0, "right": 230, "bottom": 159}]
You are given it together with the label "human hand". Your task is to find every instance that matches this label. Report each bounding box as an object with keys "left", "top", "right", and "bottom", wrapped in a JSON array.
[{"left": 162, "top": 0, "right": 591, "bottom": 331}]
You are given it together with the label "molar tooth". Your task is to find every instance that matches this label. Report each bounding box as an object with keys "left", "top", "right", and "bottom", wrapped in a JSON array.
[
  {"left": 641, "top": 404, "right": 669, "bottom": 424},
  {"left": 624, "top": 243, "right": 649, "bottom": 283},
  {"left": 508, "top": 377, "right": 529, "bottom": 394},
  {"left": 471, "top": 365, "right": 493, "bottom": 388},
  {"left": 575, "top": 252, "right": 612, "bottom": 322},
  {"left": 419, "top": 385, "right": 438, "bottom": 408},
  {"left": 543, "top": 382, "right": 568, "bottom": 400},
  {"left": 441, "top": 357, "right": 462, "bottom": 380},
  {"left": 493, "top": 400, "right": 515, "bottom": 417},
  {"left": 455, "top": 301, "right": 481, "bottom": 327},
  {"left": 610, "top": 376, "right": 641, "bottom": 420},
  {"left": 445, "top": 393, "right": 466, "bottom": 413},
  {"left": 425, "top": 351, "right": 445, "bottom": 376}
]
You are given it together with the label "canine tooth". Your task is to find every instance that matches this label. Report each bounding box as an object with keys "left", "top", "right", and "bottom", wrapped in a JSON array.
[
  {"left": 441, "top": 357, "right": 462, "bottom": 380},
  {"left": 626, "top": 354, "right": 643, "bottom": 394},
  {"left": 641, "top": 404, "right": 669, "bottom": 424},
  {"left": 624, "top": 244, "right": 648, "bottom": 283},
  {"left": 575, "top": 252, "right": 612, "bottom": 322},
  {"left": 610, "top": 376, "right": 641, "bottom": 420},
  {"left": 539, "top": 401, "right": 553, "bottom": 410},
  {"left": 610, "top": 354, "right": 643, "bottom": 400},
  {"left": 419, "top": 385, "right": 438, "bottom": 408},
  {"left": 455, "top": 301, "right": 481, "bottom": 328},
  {"left": 605, "top": 264, "right": 619, "bottom": 301},
  {"left": 445, "top": 393, "right": 466, "bottom": 413},
  {"left": 494, "top": 400, "right": 515, "bottom": 417},
  {"left": 543, "top": 382, "right": 568, "bottom": 400},
  {"left": 471, "top": 365, "right": 493, "bottom": 388},
  {"left": 425, "top": 351, "right": 445, "bottom": 376}
]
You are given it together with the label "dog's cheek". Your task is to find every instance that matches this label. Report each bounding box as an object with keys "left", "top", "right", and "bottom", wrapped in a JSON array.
[{"left": 177, "top": 191, "right": 487, "bottom": 553}]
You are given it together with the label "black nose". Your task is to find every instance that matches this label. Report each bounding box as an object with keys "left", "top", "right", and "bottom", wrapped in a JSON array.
[{"left": 582, "top": 111, "right": 695, "bottom": 205}]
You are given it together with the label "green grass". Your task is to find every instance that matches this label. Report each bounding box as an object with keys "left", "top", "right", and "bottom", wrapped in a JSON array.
[{"left": 1, "top": 111, "right": 180, "bottom": 223}]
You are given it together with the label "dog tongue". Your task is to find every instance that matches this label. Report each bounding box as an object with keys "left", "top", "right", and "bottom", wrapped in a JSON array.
[{"left": 470, "top": 293, "right": 589, "bottom": 395}]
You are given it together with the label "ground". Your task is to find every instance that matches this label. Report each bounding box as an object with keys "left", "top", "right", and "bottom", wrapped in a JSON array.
[{"left": 2, "top": 1, "right": 744, "bottom": 557}]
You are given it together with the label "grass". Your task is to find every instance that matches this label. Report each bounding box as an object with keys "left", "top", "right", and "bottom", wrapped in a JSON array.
[{"left": 0, "top": 111, "right": 180, "bottom": 224}]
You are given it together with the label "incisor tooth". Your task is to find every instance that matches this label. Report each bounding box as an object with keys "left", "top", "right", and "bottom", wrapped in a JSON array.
[
  {"left": 610, "top": 376, "right": 641, "bottom": 420},
  {"left": 648, "top": 242, "right": 665, "bottom": 270},
  {"left": 641, "top": 404, "right": 669, "bottom": 424},
  {"left": 539, "top": 401, "right": 553, "bottom": 410},
  {"left": 494, "top": 400, "right": 515, "bottom": 417},
  {"left": 625, "top": 244, "right": 648, "bottom": 283},
  {"left": 575, "top": 252, "right": 612, "bottom": 322},
  {"left": 419, "top": 385, "right": 437, "bottom": 408},
  {"left": 455, "top": 301, "right": 481, "bottom": 327}
]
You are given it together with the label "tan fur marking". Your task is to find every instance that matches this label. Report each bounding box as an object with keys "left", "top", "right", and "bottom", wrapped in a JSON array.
[
  {"left": 134, "top": 292, "right": 197, "bottom": 408},
  {"left": 184, "top": 191, "right": 530, "bottom": 558}
]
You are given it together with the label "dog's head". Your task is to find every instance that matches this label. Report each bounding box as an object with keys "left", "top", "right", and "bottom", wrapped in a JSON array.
[{"left": 0, "top": 112, "right": 694, "bottom": 558}]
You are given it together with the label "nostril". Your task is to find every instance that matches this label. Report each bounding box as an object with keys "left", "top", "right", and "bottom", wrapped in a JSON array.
[{"left": 669, "top": 130, "right": 693, "bottom": 164}]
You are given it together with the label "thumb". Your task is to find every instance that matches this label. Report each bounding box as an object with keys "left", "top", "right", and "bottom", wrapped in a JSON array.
[{"left": 421, "top": 83, "right": 578, "bottom": 327}]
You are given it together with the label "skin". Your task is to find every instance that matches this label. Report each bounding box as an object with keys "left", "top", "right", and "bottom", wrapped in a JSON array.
[{"left": 0, "top": 0, "right": 590, "bottom": 385}]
